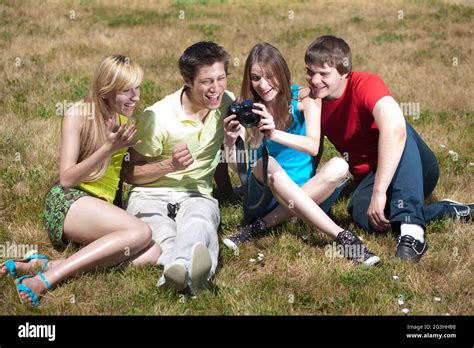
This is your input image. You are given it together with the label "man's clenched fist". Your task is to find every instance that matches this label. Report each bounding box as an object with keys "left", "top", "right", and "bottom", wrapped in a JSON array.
[{"left": 171, "top": 144, "right": 193, "bottom": 171}]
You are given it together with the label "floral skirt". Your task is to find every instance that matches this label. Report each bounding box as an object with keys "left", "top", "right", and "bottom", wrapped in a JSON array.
[{"left": 43, "top": 184, "right": 91, "bottom": 250}]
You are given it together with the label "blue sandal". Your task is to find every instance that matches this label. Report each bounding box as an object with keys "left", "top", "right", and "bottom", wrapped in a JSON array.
[
  {"left": 1, "top": 250, "right": 49, "bottom": 278},
  {"left": 16, "top": 272, "right": 52, "bottom": 307}
]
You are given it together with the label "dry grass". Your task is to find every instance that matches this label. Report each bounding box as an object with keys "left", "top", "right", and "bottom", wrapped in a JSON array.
[{"left": 0, "top": 0, "right": 473, "bottom": 315}]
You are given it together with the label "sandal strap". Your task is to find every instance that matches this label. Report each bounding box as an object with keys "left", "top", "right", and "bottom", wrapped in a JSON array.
[
  {"left": 25, "top": 253, "right": 48, "bottom": 261},
  {"left": 1, "top": 253, "right": 49, "bottom": 278},
  {"left": 42, "top": 259, "right": 49, "bottom": 272},
  {"left": 17, "top": 282, "right": 40, "bottom": 307},
  {"left": 37, "top": 272, "right": 52, "bottom": 289},
  {"left": 27, "top": 254, "right": 49, "bottom": 271},
  {"left": 2, "top": 259, "right": 17, "bottom": 277},
  {"left": 17, "top": 274, "right": 35, "bottom": 282}
]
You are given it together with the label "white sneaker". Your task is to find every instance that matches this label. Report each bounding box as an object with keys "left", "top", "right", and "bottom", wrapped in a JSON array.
[
  {"left": 163, "top": 260, "right": 187, "bottom": 291},
  {"left": 188, "top": 243, "right": 211, "bottom": 295},
  {"left": 222, "top": 238, "right": 239, "bottom": 251}
]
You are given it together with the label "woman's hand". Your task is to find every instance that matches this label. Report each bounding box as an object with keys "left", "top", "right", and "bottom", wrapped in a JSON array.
[
  {"left": 223, "top": 114, "right": 242, "bottom": 148},
  {"left": 104, "top": 118, "right": 141, "bottom": 154},
  {"left": 253, "top": 103, "right": 276, "bottom": 139}
]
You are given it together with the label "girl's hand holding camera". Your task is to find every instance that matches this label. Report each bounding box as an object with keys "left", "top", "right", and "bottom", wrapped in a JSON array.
[
  {"left": 104, "top": 118, "right": 141, "bottom": 154},
  {"left": 252, "top": 102, "right": 276, "bottom": 139}
]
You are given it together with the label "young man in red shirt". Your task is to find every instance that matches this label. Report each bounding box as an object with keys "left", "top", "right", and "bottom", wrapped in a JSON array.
[{"left": 304, "top": 35, "right": 472, "bottom": 262}]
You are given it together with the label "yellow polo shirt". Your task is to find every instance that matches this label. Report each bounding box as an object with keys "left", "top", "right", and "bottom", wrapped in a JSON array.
[{"left": 132, "top": 87, "right": 235, "bottom": 196}]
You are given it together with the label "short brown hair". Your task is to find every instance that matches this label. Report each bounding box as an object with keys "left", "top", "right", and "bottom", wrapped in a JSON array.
[
  {"left": 179, "top": 41, "right": 229, "bottom": 83},
  {"left": 305, "top": 35, "right": 352, "bottom": 75}
]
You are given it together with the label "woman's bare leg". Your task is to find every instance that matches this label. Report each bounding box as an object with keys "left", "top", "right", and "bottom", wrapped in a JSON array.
[
  {"left": 5, "top": 232, "right": 160, "bottom": 278},
  {"left": 18, "top": 196, "right": 159, "bottom": 304},
  {"left": 127, "top": 240, "right": 162, "bottom": 267},
  {"left": 252, "top": 157, "right": 348, "bottom": 228},
  {"left": 1, "top": 259, "right": 64, "bottom": 276},
  {"left": 251, "top": 157, "right": 347, "bottom": 238}
]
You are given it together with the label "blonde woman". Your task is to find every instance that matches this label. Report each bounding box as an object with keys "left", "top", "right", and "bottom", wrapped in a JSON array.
[{"left": 0, "top": 55, "right": 162, "bottom": 306}]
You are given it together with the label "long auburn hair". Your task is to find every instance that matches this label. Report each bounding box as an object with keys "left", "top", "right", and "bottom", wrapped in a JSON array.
[
  {"left": 241, "top": 43, "right": 292, "bottom": 148},
  {"left": 74, "top": 55, "right": 143, "bottom": 182}
]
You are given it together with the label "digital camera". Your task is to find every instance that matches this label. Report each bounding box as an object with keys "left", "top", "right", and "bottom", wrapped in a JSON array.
[{"left": 227, "top": 99, "right": 260, "bottom": 128}]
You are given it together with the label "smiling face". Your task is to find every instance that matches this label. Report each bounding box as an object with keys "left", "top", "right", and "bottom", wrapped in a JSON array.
[
  {"left": 305, "top": 63, "right": 348, "bottom": 100},
  {"left": 250, "top": 64, "right": 279, "bottom": 104},
  {"left": 185, "top": 62, "right": 227, "bottom": 110},
  {"left": 107, "top": 86, "right": 140, "bottom": 117}
]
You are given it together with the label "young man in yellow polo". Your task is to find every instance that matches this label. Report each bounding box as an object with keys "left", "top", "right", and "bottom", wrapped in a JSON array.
[{"left": 123, "top": 42, "right": 234, "bottom": 294}]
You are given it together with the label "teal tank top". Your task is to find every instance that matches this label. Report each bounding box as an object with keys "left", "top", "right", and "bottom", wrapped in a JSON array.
[{"left": 251, "top": 84, "right": 316, "bottom": 187}]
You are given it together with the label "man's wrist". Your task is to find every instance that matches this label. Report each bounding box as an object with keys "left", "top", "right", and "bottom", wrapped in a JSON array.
[
  {"left": 373, "top": 187, "right": 387, "bottom": 195},
  {"left": 163, "top": 159, "right": 177, "bottom": 173}
]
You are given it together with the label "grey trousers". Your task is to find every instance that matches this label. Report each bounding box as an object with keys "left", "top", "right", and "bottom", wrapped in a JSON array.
[{"left": 126, "top": 190, "right": 220, "bottom": 277}]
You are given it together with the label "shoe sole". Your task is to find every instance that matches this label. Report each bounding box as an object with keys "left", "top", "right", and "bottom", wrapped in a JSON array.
[
  {"left": 363, "top": 255, "right": 381, "bottom": 266},
  {"left": 163, "top": 262, "right": 187, "bottom": 291},
  {"left": 223, "top": 238, "right": 238, "bottom": 251},
  {"left": 441, "top": 199, "right": 474, "bottom": 205},
  {"left": 189, "top": 243, "right": 212, "bottom": 294}
]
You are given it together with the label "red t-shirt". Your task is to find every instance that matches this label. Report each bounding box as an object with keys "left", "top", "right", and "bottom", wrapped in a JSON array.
[{"left": 321, "top": 72, "right": 392, "bottom": 182}]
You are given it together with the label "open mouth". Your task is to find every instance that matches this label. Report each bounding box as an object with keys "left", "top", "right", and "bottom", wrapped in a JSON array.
[
  {"left": 206, "top": 94, "right": 220, "bottom": 103},
  {"left": 311, "top": 86, "right": 327, "bottom": 93},
  {"left": 124, "top": 103, "right": 136, "bottom": 108},
  {"left": 260, "top": 87, "right": 274, "bottom": 96}
]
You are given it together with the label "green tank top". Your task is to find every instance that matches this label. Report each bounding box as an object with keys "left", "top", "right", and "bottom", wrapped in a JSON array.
[{"left": 78, "top": 115, "right": 129, "bottom": 203}]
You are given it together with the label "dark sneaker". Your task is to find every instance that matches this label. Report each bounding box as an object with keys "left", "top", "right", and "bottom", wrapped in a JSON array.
[
  {"left": 441, "top": 199, "right": 474, "bottom": 222},
  {"left": 233, "top": 186, "right": 244, "bottom": 200},
  {"left": 395, "top": 235, "right": 428, "bottom": 262},
  {"left": 335, "top": 230, "right": 380, "bottom": 266},
  {"left": 223, "top": 218, "right": 269, "bottom": 251},
  {"left": 213, "top": 187, "right": 242, "bottom": 204}
]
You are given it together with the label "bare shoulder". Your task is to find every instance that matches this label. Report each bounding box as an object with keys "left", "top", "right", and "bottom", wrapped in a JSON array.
[{"left": 63, "top": 102, "right": 87, "bottom": 130}]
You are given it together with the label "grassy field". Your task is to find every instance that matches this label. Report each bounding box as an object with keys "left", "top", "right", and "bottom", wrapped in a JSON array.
[{"left": 0, "top": 0, "right": 473, "bottom": 315}]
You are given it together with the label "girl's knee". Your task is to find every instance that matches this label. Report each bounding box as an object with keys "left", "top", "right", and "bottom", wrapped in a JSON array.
[
  {"left": 127, "top": 222, "right": 153, "bottom": 251},
  {"left": 252, "top": 156, "right": 279, "bottom": 173},
  {"left": 267, "top": 156, "right": 282, "bottom": 173},
  {"left": 325, "top": 158, "right": 349, "bottom": 183},
  {"left": 269, "top": 171, "right": 288, "bottom": 186}
]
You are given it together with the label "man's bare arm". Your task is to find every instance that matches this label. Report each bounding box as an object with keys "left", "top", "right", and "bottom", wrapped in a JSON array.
[
  {"left": 368, "top": 96, "right": 407, "bottom": 230},
  {"left": 373, "top": 96, "right": 407, "bottom": 195},
  {"left": 122, "top": 145, "right": 193, "bottom": 185}
]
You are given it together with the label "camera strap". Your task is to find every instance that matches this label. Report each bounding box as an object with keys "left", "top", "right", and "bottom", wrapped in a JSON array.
[{"left": 235, "top": 136, "right": 270, "bottom": 210}]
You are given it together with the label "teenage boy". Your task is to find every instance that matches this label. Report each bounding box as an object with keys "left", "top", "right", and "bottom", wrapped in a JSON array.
[
  {"left": 123, "top": 42, "right": 234, "bottom": 292},
  {"left": 304, "top": 35, "right": 473, "bottom": 262}
]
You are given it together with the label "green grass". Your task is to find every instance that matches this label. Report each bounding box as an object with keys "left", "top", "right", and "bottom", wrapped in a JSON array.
[{"left": 0, "top": 0, "right": 473, "bottom": 316}]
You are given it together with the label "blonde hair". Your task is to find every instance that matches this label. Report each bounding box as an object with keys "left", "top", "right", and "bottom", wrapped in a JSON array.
[
  {"left": 74, "top": 55, "right": 143, "bottom": 182},
  {"left": 241, "top": 43, "right": 292, "bottom": 148}
]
